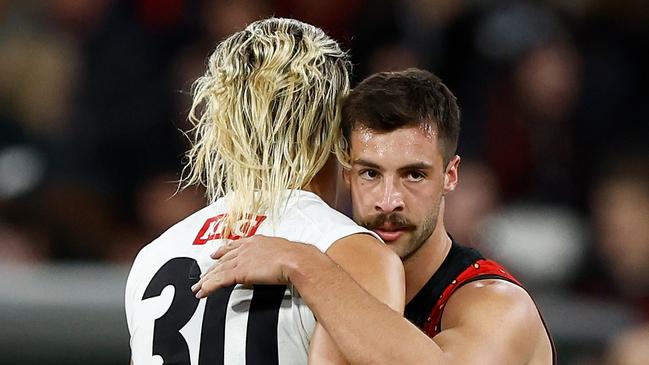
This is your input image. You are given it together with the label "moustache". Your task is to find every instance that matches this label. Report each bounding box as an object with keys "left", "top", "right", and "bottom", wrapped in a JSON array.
[{"left": 364, "top": 213, "right": 416, "bottom": 231}]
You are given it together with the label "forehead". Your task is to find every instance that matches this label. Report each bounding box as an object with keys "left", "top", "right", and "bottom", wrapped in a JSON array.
[{"left": 349, "top": 124, "right": 443, "bottom": 166}]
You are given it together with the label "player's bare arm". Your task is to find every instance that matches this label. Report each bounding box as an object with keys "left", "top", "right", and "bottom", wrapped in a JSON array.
[
  {"left": 293, "top": 254, "right": 551, "bottom": 365},
  {"left": 432, "top": 279, "right": 552, "bottom": 365},
  {"left": 193, "top": 234, "right": 404, "bottom": 308},
  {"left": 194, "top": 236, "right": 551, "bottom": 365},
  {"left": 194, "top": 233, "right": 406, "bottom": 365},
  {"left": 195, "top": 235, "right": 441, "bottom": 364},
  {"left": 307, "top": 233, "right": 405, "bottom": 364},
  {"left": 194, "top": 234, "right": 412, "bottom": 364}
]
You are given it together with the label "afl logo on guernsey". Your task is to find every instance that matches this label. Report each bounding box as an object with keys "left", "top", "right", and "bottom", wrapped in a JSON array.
[{"left": 193, "top": 214, "right": 267, "bottom": 244}]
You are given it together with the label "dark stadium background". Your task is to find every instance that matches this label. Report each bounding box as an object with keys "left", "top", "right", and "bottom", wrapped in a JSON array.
[{"left": 0, "top": 0, "right": 648, "bottom": 364}]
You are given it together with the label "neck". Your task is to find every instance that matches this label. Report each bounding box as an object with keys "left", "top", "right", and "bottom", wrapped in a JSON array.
[{"left": 403, "top": 199, "right": 452, "bottom": 303}]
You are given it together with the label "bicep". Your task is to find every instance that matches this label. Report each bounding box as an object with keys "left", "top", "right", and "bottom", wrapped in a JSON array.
[
  {"left": 308, "top": 323, "right": 349, "bottom": 365},
  {"left": 325, "top": 234, "right": 405, "bottom": 312},
  {"left": 433, "top": 280, "right": 543, "bottom": 365}
]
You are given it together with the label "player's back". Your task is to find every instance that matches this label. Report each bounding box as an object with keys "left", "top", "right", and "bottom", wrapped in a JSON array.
[{"left": 125, "top": 190, "right": 373, "bottom": 365}]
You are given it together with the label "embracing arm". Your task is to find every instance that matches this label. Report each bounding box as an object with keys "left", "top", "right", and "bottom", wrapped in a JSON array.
[
  {"left": 193, "top": 236, "right": 432, "bottom": 364},
  {"left": 306, "top": 233, "right": 405, "bottom": 364},
  {"left": 194, "top": 237, "right": 548, "bottom": 365},
  {"left": 286, "top": 241, "right": 443, "bottom": 365},
  {"left": 286, "top": 246, "right": 547, "bottom": 365}
]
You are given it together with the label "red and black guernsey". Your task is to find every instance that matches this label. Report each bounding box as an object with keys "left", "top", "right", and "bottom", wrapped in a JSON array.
[{"left": 405, "top": 241, "right": 557, "bottom": 363}]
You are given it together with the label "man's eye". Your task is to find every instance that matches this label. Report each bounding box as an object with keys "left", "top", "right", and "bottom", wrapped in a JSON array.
[
  {"left": 407, "top": 171, "right": 425, "bottom": 181},
  {"left": 360, "top": 169, "right": 379, "bottom": 180}
]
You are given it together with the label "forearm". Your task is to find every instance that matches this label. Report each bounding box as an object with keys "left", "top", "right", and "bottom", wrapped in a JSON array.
[{"left": 287, "top": 246, "right": 445, "bottom": 365}]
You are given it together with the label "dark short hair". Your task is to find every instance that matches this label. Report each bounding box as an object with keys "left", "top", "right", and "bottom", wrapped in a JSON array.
[{"left": 341, "top": 68, "right": 460, "bottom": 164}]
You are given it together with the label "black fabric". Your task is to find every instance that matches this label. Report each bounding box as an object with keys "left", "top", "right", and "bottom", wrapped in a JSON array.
[
  {"left": 403, "top": 241, "right": 558, "bottom": 364},
  {"left": 199, "top": 285, "right": 236, "bottom": 365},
  {"left": 404, "top": 241, "right": 483, "bottom": 328},
  {"left": 245, "top": 285, "right": 287, "bottom": 365}
]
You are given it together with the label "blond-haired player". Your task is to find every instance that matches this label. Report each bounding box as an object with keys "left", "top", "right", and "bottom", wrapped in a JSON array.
[{"left": 124, "top": 18, "right": 403, "bottom": 365}]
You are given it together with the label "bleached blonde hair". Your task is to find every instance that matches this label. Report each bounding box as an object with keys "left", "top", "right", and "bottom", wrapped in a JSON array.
[{"left": 182, "top": 18, "right": 350, "bottom": 233}]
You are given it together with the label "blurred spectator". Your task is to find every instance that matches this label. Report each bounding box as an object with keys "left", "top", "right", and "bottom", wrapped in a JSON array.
[
  {"left": 134, "top": 172, "right": 205, "bottom": 241},
  {"left": 200, "top": 0, "right": 270, "bottom": 43},
  {"left": 46, "top": 0, "right": 113, "bottom": 38},
  {"left": 34, "top": 179, "right": 123, "bottom": 261},
  {"left": 576, "top": 156, "right": 649, "bottom": 319},
  {"left": 445, "top": 159, "right": 500, "bottom": 248},
  {"left": 0, "top": 222, "right": 51, "bottom": 264},
  {"left": 604, "top": 323, "right": 649, "bottom": 365},
  {"left": 0, "top": 2, "right": 81, "bottom": 139},
  {"left": 93, "top": 172, "right": 205, "bottom": 264},
  {"left": 366, "top": 43, "right": 421, "bottom": 74},
  {"left": 398, "top": 0, "right": 468, "bottom": 69},
  {"left": 273, "top": 0, "right": 365, "bottom": 41},
  {"left": 478, "top": 4, "right": 582, "bottom": 204}
]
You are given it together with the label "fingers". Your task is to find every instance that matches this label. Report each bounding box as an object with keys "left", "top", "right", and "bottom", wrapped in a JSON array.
[
  {"left": 211, "top": 239, "right": 245, "bottom": 259},
  {"left": 190, "top": 240, "right": 246, "bottom": 298},
  {"left": 192, "top": 236, "right": 267, "bottom": 298},
  {"left": 211, "top": 235, "right": 273, "bottom": 259},
  {"left": 192, "top": 259, "right": 238, "bottom": 298},
  {"left": 208, "top": 246, "right": 239, "bottom": 268}
]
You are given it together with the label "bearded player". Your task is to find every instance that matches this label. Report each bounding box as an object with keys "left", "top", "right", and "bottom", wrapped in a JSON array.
[{"left": 194, "top": 69, "right": 556, "bottom": 364}]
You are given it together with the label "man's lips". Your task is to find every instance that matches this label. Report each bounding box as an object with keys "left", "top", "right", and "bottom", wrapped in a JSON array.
[
  {"left": 373, "top": 228, "right": 407, "bottom": 242},
  {"left": 367, "top": 220, "right": 414, "bottom": 242}
]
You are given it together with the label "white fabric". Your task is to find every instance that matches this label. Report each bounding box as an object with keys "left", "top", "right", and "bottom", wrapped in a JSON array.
[{"left": 125, "top": 190, "right": 378, "bottom": 364}]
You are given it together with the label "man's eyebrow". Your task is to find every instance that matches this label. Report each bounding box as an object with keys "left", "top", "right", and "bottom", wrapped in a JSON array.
[
  {"left": 398, "top": 162, "right": 434, "bottom": 171},
  {"left": 352, "top": 160, "right": 435, "bottom": 171},
  {"left": 351, "top": 159, "right": 381, "bottom": 169}
]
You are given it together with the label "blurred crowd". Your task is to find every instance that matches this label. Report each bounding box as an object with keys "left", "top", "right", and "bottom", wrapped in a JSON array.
[{"left": 0, "top": 0, "right": 647, "bottom": 364}]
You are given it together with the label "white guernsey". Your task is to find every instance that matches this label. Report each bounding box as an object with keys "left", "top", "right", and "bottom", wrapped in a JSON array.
[{"left": 125, "top": 190, "right": 378, "bottom": 365}]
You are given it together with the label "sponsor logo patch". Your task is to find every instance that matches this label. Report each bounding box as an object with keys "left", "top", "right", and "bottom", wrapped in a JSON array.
[{"left": 193, "top": 214, "right": 267, "bottom": 244}]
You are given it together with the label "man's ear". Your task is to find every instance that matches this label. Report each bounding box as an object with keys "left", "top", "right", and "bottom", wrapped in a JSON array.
[
  {"left": 443, "top": 155, "right": 461, "bottom": 194},
  {"left": 342, "top": 166, "right": 351, "bottom": 187},
  {"left": 336, "top": 165, "right": 353, "bottom": 214}
]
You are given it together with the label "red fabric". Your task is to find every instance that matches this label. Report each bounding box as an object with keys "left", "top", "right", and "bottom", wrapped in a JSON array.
[{"left": 422, "top": 259, "right": 522, "bottom": 337}]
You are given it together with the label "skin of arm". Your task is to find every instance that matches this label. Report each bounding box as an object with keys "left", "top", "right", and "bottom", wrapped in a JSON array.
[
  {"left": 307, "top": 234, "right": 405, "bottom": 364},
  {"left": 432, "top": 280, "right": 547, "bottom": 365},
  {"left": 194, "top": 234, "right": 405, "bottom": 365},
  {"left": 194, "top": 236, "right": 546, "bottom": 365}
]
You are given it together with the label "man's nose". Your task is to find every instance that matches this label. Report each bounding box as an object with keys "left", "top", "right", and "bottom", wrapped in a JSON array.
[{"left": 375, "top": 179, "right": 404, "bottom": 213}]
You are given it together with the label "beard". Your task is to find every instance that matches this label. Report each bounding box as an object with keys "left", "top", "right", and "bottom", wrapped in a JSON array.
[{"left": 359, "top": 204, "right": 441, "bottom": 260}]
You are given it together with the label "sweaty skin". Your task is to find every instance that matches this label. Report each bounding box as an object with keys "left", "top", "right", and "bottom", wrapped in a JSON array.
[{"left": 194, "top": 125, "right": 553, "bottom": 365}]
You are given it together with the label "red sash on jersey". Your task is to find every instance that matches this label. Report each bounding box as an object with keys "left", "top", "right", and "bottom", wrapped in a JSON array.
[{"left": 422, "top": 258, "right": 522, "bottom": 336}]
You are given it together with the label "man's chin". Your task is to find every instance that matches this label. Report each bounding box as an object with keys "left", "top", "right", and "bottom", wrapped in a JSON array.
[
  {"left": 386, "top": 242, "right": 411, "bottom": 260},
  {"left": 372, "top": 232, "right": 410, "bottom": 258}
]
